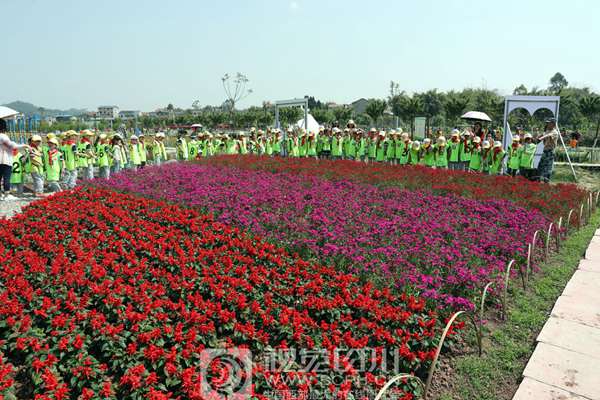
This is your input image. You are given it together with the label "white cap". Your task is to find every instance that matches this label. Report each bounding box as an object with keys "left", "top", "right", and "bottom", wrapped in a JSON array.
[
  {"left": 482, "top": 140, "right": 491, "bottom": 149},
  {"left": 130, "top": 135, "right": 138, "bottom": 140},
  {"left": 494, "top": 141, "right": 502, "bottom": 148},
  {"left": 524, "top": 133, "right": 532, "bottom": 139}
]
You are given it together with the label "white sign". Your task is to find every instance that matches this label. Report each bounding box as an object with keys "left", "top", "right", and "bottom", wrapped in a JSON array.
[
  {"left": 414, "top": 117, "right": 426, "bottom": 140},
  {"left": 533, "top": 142, "right": 545, "bottom": 169}
]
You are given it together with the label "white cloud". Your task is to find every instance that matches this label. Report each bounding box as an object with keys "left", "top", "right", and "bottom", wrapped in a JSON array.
[{"left": 290, "top": 1, "right": 299, "bottom": 11}]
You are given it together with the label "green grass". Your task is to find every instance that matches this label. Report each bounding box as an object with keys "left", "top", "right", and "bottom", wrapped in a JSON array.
[
  {"left": 436, "top": 209, "right": 600, "bottom": 400},
  {"left": 552, "top": 165, "right": 600, "bottom": 192}
]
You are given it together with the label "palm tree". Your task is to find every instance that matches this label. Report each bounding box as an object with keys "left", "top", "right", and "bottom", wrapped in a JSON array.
[
  {"left": 417, "top": 90, "right": 444, "bottom": 132},
  {"left": 579, "top": 95, "right": 600, "bottom": 147},
  {"left": 167, "top": 103, "right": 175, "bottom": 124},
  {"left": 398, "top": 96, "right": 423, "bottom": 134},
  {"left": 444, "top": 95, "right": 470, "bottom": 127},
  {"left": 365, "top": 99, "right": 387, "bottom": 128}
]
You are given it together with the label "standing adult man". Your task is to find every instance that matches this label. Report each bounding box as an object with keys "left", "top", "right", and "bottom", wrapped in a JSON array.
[{"left": 537, "top": 118, "right": 559, "bottom": 183}]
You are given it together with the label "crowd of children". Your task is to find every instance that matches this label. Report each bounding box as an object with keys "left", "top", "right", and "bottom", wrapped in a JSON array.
[
  {"left": 0, "top": 119, "right": 557, "bottom": 199},
  {"left": 170, "top": 120, "right": 550, "bottom": 179},
  {"left": 1, "top": 129, "right": 171, "bottom": 198}
]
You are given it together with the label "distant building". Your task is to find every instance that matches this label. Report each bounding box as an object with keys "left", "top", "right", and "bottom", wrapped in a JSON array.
[
  {"left": 97, "top": 105, "right": 119, "bottom": 119},
  {"left": 351, "top": 98, "right": 369, "bottom": 115},
  {"left": 55, "top": 115, "right": 77, "bottom": 122},
  {"left": 119, "top": 110, "right": 141, "bottom": 120}
]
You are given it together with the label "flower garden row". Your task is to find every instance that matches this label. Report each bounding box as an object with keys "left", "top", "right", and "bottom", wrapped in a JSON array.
[
  {"left": 1, "top": 157, "right": 591, "bottom": 399},
  {"left": 95, "top": 163, "right": 551, "bottom": 310},
  {"left": 199, "top": 155, "right": 587, "bottom": 221},
  {"left": 0, "top": 188, "right": 445, "bottom": 399}
]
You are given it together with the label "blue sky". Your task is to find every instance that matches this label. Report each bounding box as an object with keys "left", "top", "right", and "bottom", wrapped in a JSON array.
[{"left": 2, "top": 0, "right": 597, "bottom": 111}]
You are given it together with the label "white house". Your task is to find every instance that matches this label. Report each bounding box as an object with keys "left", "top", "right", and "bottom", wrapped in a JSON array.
[
  {"left": 98, "top": 106, "right": 119, "bottom": 119},
  {"left": 119, "top": 110, "right": 141, "bottom": 120}
]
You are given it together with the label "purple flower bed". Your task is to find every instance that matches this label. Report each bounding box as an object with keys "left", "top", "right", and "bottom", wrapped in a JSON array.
[{"left": 93, "top": 163, "right": 549, "bottom": 309}]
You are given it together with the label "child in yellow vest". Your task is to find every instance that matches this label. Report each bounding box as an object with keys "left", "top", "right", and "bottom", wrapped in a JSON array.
[
  {"left": 45, "top": 138, "right": 63, "bottom": 192},
  {"left": 129, "top": 136, "right": 142, "bottom": 170},
  {"left": 29, "top": 135, "right": 45, "bottom": 197}
]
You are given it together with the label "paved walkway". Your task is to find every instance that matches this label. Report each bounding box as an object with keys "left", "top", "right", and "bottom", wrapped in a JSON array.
[
  {"left": 513, "top": 229, "right": 600, "bottom": 400},
  {"left": 0, "top": 196, "right": 35, "bottom": 219}
]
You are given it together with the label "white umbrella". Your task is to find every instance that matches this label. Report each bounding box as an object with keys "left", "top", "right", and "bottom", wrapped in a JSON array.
[
  {"left": 461, "top": 111, "right": 492, "bottom": 122},
  {"left": 191, "top": 123, "right": 203, "bottom": 128},
  {"left": 0, "top": 106, "right": 19, "bottom": 119}
]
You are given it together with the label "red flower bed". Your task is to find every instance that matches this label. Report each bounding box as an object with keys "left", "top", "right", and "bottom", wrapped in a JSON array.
[
  {"left": 199, "top": 155, "right": 587, "bottom": 221},
  {"left": 0, "top": 187, "right": 451, "bottom": 399}
]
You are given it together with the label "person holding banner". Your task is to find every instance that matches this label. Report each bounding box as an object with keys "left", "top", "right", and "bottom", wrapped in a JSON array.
[{"left": 536, "top": 118, "right": 559, "bottom": 183}]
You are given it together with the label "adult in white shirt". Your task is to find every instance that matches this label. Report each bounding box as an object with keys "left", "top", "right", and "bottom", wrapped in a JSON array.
[{"left": 0, "top": 120, "right": 29, "bottom": 200}]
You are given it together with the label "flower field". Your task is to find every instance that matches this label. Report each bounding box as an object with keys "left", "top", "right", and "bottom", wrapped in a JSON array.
[
  {"left": 0, "top": 187, "right": 447, "bottom": 399},
  {"left": 199, "top": 155, "right": 587, "bottom": 220},
  {"left": 1, "top": 156, "right": 589, "bottom": 399},
  {"left": 95, "top": 163, "right": 550, "bottom": 310}
]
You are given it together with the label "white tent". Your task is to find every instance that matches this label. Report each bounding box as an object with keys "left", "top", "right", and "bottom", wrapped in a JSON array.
[
  {"left": 295, "top": 113, "right": 320, "bottom": 133},
  {"left": 0, "top": 106, "right": 19, "bottom": 119}
]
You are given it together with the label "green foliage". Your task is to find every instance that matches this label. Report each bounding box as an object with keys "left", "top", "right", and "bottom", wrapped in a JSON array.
[
  {"left": 332, "top": 107, "right": 353, "bottom": 124},
  {"left": 549, "top": 72, "right": 569, "bottom": 95},
  {"left": 389, "top": 95, "right": 423, "bottom": 133},
  {"left": 311, "top": 109, "right": 335, "bottom": 125},
  {"left": 278, "top": 107, "right": 303, "bottom": 127},
  {"left": 444, "top": 93, "right": 470, "bottom": 127},
  {"left": 365, "top": 99, "right": 387, "bottom": 127},
  {"left": 578, "top": 95, "right": 600, "bottom": 143},
  {"left": 355, "top": 113, "right": 372, "bottom": 127}
]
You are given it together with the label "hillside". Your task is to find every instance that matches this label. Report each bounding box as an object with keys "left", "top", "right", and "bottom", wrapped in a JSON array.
[{"left": 2, "top": 100, "right": 87, "bottom": 116}]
